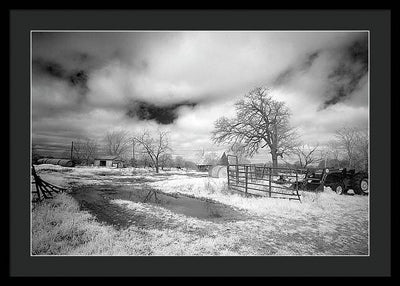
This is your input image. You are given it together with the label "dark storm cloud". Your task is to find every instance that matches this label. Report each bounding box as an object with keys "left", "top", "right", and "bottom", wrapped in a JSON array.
[
  {"left": 272, "top": 51, "right": 320, "bottom": 86},
  {"left": 322, "top": 34, "right": 368, "bottom": 109},
  {"left": 68, "top": 70, "right": 89, "bottom": 93},
  {"left": 348, "top": 34, "right": 368, "bottom": 66},
  {"left": 31, "top": 32, "right": 158, "bottom": 122},
  {"left": 32, "top": 31, "right": 169, "bottom": 71},
  {"left": 33, "top": 58, "right": 90, "bottom": 95},
  {"left": 33, "top": 58, "right": 66, "bottom": 78},
  {"left": 302, "top": 51, "right": 320, "bottom": 69},
  {"left": 126, "top": 100, "right": 197, "bottom": 125}
]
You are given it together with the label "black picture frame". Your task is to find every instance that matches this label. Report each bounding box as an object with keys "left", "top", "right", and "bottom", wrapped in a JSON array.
[{"left": 10, "top": 9, "right": 391, "bottom": 277}]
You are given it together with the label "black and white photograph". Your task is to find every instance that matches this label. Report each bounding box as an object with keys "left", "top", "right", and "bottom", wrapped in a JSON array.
[{"left": 30, "top": 30, "right": 370, "bottom": 256}]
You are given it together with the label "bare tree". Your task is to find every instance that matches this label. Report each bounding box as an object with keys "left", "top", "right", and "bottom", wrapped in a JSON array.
[
  {"left": 135, "top": 130, "right": 170, "bottom": 173},
  {"left": 320, "top": 140, "right": 345, "bottom": 169},
  {"left": 159, "top": 153, "right": 173, "bottom": 170},
  {"left": 205, "top": 152, "right": 219, "bottom": 165},
  {"left": 327, "top": 140, "right": 342, "bottom": 161},
  {"left": 174, "top": 156, "right": 184, "bottom": 168},
  {"left": 136, "top": 152, "right": 152, "bottom": 168},
  {"left": 104, "top": 129, "right": 130, "bottom": 157},
  {"left": 212, "top": 87, "right": 298, "bottom": 169},
  {"left": 292, "top": 144, "right": 322, "bottom": 168},
  {"left": 72, "top": 138, "right": 98, "bottom": 165},
  {"left": 228, "top": 142, "right": 251, "bottom": 164},
  {"left": 335, "top": 127, "right": 368, "bottom": 168},
  {"left": 354, "top": 128, "right": 369, "bottom": 171}
]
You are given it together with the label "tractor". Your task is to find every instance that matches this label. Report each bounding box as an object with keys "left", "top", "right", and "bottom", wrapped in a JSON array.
[
  {"left": 297, "top": 167, "right": 369, "bottom": 195},
  {"left": 323, "top": 168, "right": 369, "bottom": 195},
  {"left": 293, "top": 168, "right": 369, "bottom": 195}
]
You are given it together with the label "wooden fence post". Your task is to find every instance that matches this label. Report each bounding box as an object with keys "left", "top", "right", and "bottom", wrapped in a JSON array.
[
  {"left": 296, "top": 170, "right": 301, "bottom": 202},
  {"left": 236, "top": 165, "right": 239, "bottom": 185},
  {"left": 268, "top": 167, "right": 272, "bottom": 197},
  {"left": 319, "top": 168, "right": 327, "bottom": 192},
  {"left": 227, "top": 165, "right": 230, "bottom": 188},
  {"left": 245, "top": 165, "right": 248, "bottom": 196}
]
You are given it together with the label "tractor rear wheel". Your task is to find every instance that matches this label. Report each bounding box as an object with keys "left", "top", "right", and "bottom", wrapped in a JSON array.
[
  {"left": 353, "top": 173, "right": 369, "bottom": 195},
  {"left": 332, "top": 183, "right": 345, "bottom": 195}
]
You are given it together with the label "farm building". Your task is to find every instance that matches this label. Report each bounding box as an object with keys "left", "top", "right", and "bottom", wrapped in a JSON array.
[
  {"left": 218, "top": 152, "right": 229, "bottom": 165},
  {"left": 196, "top": 152, "right": 228, "bottom": 172},
  {"left": 195, "top": 155, "right": 213, "bottom": 172},
  {"left": 94, "top": 155, "right": 124, "bottom": 168},
  {"left": 196, "top": 163, "right": 212, "bottom": 172}
]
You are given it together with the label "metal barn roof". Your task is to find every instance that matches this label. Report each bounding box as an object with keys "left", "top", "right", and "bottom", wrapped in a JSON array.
[{"left": 94, "top": 155, "right": 123, "bottom": 161}]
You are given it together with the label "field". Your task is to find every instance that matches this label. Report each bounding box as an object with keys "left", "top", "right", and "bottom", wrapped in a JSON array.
[{"left": 31, "top": 164, "right": 369, "bottom": 256}]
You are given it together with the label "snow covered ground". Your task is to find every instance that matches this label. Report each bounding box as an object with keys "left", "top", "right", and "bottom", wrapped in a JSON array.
[{"left": 32, "top": 164, "right": 369, "bottom": 256}]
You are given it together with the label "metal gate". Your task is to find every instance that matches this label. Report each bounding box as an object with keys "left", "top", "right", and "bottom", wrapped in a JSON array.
[
  {"left": 226, "top": 155, "right": 331, "bottom": 201},
  {"left": 227, "top": 155, "right": 303, "bottom": 201}
]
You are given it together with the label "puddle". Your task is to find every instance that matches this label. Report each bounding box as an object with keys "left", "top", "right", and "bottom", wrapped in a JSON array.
[
  {"left": 65, "top": 175, "right": 156, "bottom": 184},
  {"left": 152, "top": 172, "right": 208, "bottom": 178},
  {"left": 70, "top": 184, "right": 246, "bottom": 229}
]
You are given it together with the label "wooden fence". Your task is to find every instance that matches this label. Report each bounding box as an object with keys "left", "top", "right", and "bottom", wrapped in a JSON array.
[{"left": 31, "top": 165, "right": 66, "bottom": 202}]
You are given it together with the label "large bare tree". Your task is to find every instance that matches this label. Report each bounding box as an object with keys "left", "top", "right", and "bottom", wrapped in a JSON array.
[
  {"left": 104, "top": 129, "right": 130, "bottom": 157},
  {"left": 228, "top": 142, "right": 251, "bottom": 164},
  {"left": 212, "top": 87, "right": 298, "bottom": 169},
  {"left": 135, "top": 130, "right": 170, "bottom": 173}
]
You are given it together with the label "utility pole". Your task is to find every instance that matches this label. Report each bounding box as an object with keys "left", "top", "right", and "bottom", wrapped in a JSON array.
[
  {"left": 70, "top": 141, "right": 74, "bottom": 161},
  {"left": 132, "top": 139, "right": 135, "bottom": 167}
]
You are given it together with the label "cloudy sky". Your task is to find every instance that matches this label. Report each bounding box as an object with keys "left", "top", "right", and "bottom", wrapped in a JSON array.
[{"left": 31, "top": 31, "right": 368, "bottom": 163}]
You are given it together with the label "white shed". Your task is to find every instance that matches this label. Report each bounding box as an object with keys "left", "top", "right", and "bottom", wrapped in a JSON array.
[{"left": 93, "top": 155, "right": 124, "bottom": 168}]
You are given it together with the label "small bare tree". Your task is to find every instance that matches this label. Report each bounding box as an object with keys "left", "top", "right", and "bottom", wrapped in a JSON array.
[
  {"left": 135, "top": 130, "right": 170, "bottom": 173},
  {"left": 104, "top": 129, "right": 130, "bottom": 157},
  {"left": 212, "top": 87, "right": 298, "bottom": 169},
  {"left": 174, "top": 156, "right": 184, "bottom": 168},
  {"left": 73, "top": 138, "right": 98, "bottom": 165},
  {"left": 327, "top": 140, "right": 342, "bottom": 161},
  {"left": 159, "top": 153, "right": 173, "bottom": 170},
  {"left": 292, "top": 144, "right": 322, "bottom": 168},
  {"left": 334, "top": 126, "right": 368, "bottom": 170},
  {"left": 197, "top": 151, "right": 219, "bottom": 165},
  {"left": 354, "top": 128, "right": 369, "bottom": 171}
]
